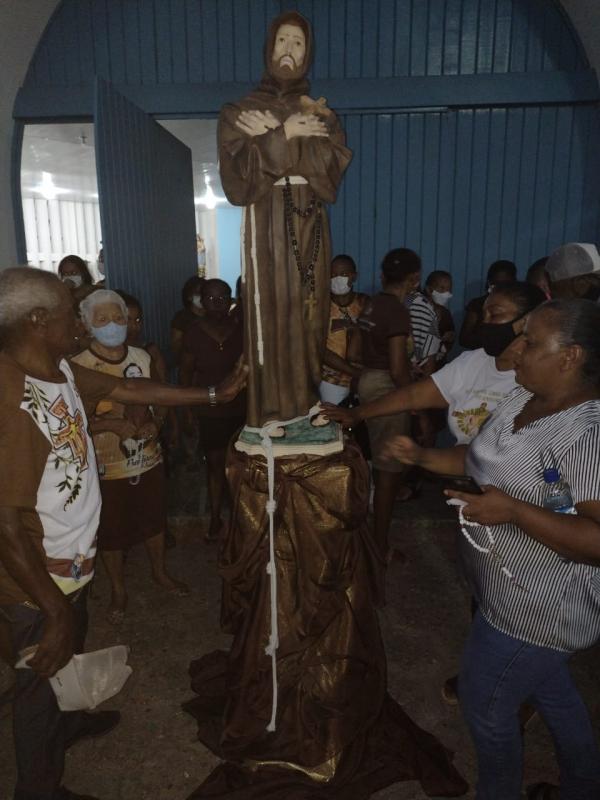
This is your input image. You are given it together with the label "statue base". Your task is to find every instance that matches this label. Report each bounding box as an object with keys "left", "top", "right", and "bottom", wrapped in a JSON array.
[{"left": 234, "top": 417, "right": 344, "bottom": 458}]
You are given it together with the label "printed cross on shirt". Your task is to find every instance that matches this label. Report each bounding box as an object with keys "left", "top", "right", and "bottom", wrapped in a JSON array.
[{"left": 48, "top": 395, "right": 89, "bottom": 470}]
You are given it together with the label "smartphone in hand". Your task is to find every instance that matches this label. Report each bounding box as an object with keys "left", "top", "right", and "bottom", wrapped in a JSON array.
[{"left": 436, "top": 474, "right": 483, "bottom": 495}]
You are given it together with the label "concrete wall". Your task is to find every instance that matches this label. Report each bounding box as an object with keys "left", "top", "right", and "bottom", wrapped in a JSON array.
[
  {"left": 0, "top": 0, "right": 599, "bottom": 270},
  {"left": 0, "top": 0, "right": 59, "bottom": 268}
]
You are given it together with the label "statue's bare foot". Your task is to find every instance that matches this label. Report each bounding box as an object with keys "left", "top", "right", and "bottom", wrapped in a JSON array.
[
  {"left": 309, "top": 411, "right": 329, "bottom": 427},
  {"left": 268, "top": 426, "right": 286, "bottom": 438}
]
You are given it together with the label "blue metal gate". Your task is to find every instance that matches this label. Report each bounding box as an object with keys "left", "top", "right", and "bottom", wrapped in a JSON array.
[
  {"left": 332, "top": 103, "right": 600, "bottom": 300},
  {"left": 94, "top": 78, "right": 197, "bottom": 353}
]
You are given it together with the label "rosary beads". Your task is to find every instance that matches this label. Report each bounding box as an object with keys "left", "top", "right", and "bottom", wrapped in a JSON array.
[{"left": 283, "top": 176, "right": 322, "bottom": 293}]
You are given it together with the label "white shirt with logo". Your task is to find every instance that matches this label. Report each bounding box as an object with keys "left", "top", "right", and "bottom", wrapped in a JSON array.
[
  {"left": 20, "top": 360, "right": 100, "bottom": 594},
  {"left": 432, "top": 348, "right": 517, "bottom": 444}
]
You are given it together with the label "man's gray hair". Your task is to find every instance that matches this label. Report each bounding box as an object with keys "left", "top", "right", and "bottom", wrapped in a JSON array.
[
  {"left": 79, "top": 289, "right": 128, "bottom": 331},
  {"left": 0, "top": 267, "right": 65, "bottom": 329}
]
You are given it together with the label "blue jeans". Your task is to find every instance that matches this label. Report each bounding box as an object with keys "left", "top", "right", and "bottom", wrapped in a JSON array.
[{"left": 459, "top": 611, "right": 600, "bottom": 800}]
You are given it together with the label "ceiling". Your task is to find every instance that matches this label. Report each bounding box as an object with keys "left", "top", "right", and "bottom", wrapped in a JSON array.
[{"left": 20, "top": 119, "right": 226, "bottom": 205}]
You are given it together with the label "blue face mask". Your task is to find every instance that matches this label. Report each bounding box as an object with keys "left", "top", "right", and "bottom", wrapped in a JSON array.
[{"left": 91, "top": 321, "right": 128, "bottom": 347}]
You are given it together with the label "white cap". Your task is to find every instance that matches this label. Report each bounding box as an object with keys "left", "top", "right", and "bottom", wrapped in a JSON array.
[{"left": 546, "top": 243, "right": 600, "bottom": 282}]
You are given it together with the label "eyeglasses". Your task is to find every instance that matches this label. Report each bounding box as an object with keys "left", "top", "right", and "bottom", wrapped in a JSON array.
[{"left": 205, "top": 296, "right": 231, "bottom": 303}]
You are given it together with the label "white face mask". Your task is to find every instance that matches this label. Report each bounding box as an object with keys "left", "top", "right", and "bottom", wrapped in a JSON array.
[
  {"left": 431, "top": 290, "right": 453, "bottom": 307},
  {"left": 331, "top": 276, "right": 352, "bottom": 295},
  {"left": 191, "top": 294, "right": 203, "bottom": 309},
  {"left": 62, "top": 274, "right": 83, "bottom": 289}
]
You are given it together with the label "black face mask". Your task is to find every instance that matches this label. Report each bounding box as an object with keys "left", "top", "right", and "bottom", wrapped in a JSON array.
[{"left": 480, "top": 318, "right": 521, "bottom": 357}]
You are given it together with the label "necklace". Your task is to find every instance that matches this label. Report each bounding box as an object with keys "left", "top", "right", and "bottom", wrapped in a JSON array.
[{"left": 283, "top": 176, "right": 322, "bottom": 293}]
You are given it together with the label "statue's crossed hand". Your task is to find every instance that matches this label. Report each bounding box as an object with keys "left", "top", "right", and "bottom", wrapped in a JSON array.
[
  {"left": 236, "top": 109, "right": 281, "bottom": 137},
  {"left": 283, "top": 113, "right": 328, "bottom": 140}
]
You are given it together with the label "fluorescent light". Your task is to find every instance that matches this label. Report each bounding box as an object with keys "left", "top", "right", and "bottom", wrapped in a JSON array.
[
  {"left": 33, "top": 172, "right": 70, "bottom": 201},
  {"left": 195, "top": 174, "right": 226, "bottom": 209}
]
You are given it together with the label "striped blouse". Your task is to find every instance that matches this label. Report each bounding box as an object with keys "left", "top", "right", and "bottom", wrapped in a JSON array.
[
  {"left": 406, "top": 293, "right": 441, "bottom": 365},
  {"left": 465, "top": 386, "right": 600, "bottom": 652}
]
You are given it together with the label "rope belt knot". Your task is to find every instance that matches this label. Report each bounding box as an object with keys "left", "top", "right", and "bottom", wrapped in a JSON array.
[{"left": 245, "top": 404, "right": 322, "bottom": 732}]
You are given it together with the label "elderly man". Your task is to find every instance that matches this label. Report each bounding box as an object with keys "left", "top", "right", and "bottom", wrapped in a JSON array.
[{"left": 0, "top": 267, "right": 245, "bottom": 800}]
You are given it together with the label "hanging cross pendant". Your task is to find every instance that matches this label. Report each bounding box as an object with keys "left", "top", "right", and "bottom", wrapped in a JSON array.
[{"left": 304, "top": 293, "right": 317, "bottom": 321}]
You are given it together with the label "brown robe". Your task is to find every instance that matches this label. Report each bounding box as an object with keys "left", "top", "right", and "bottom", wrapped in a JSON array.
[{"left": 218, "top": 12, "right": 352, "bottom": 428}]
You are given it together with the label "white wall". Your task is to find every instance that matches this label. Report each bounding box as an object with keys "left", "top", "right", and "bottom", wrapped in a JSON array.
[
  {"left": 23, "top": 197, "right": 102, "bottom": 277},
  {"left": 0, "top": 0, "right": 59, "bottom": 269},
  {"left": 0, "top": 0, "right": 599, "bottom": 272}
]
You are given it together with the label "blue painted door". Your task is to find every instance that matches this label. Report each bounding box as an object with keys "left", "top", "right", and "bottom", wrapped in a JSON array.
[
  {"left": 331, "top": 104, "right": 600, "bottom": 309},
  {"left": 94, "top": 78, "right": 197, "bottom": 353}
]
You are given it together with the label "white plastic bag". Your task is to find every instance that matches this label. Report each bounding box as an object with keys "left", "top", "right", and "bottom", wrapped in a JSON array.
[{"left": 16, "top": 645, "right": 132, "bottom": 711}]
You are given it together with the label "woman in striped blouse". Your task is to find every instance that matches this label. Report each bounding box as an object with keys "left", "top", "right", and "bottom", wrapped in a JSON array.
[{"left": 385, "top": 299, "right": 600, "bottom": 800}]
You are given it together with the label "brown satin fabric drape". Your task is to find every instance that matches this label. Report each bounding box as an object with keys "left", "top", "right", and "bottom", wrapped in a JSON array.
[{"left": 183, "top": 442, "right": 467, "bottom": 799}]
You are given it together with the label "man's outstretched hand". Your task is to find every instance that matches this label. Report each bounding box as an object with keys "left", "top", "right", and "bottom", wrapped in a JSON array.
[{"left": 215, "top": 359, "right": 248, "bottom": 404}]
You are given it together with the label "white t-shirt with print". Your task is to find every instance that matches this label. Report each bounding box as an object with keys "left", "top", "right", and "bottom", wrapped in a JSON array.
[
  {"left": 432, "top": 348, "right": 517, "bottom": 444},
  {"left": 20, "top": 360, "right": 101, "bottom": 593}
]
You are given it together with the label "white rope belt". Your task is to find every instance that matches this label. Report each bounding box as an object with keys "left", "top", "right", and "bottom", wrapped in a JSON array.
[
  {"left": 240, "top": 207, "right": 247, "bottom": 283},
  {"left": 249, "top": 178, "right": 307, "bottom": 366},
  {"left": 248, "top": 204, "right": 264, "bottom": 366},
  {"left": 244, "top": 403, "right": 322, "bottom": 731},
  {"left": 273, "top": 175, "right": 308, "bottom": 185}
]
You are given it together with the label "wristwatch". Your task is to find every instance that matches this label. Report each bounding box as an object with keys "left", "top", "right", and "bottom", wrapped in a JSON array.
[{"left": 208, "top": 385, "right": 218, "bottom": 406}]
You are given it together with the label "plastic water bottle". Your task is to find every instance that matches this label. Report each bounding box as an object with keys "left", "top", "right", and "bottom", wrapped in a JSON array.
[{"left": 542, "top": 468, "right": 576, "bottom": 514}]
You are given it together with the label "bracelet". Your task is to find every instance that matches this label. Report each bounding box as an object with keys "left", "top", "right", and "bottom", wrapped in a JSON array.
[{"left": 208, "top": 385, "right": 218, "bottom": 406}]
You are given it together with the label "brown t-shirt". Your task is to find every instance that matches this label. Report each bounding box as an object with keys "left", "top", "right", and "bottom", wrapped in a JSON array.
[
  {"left": 358, "top": 293, "right": 411, "bottom": 370},
  {"left": 0, "top": 354, "right": 120, "bottom": 605}
]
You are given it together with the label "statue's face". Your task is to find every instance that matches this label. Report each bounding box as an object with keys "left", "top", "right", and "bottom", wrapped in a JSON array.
[{"left": 272, "top": 24, "right": 306, "bottom": 72}]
